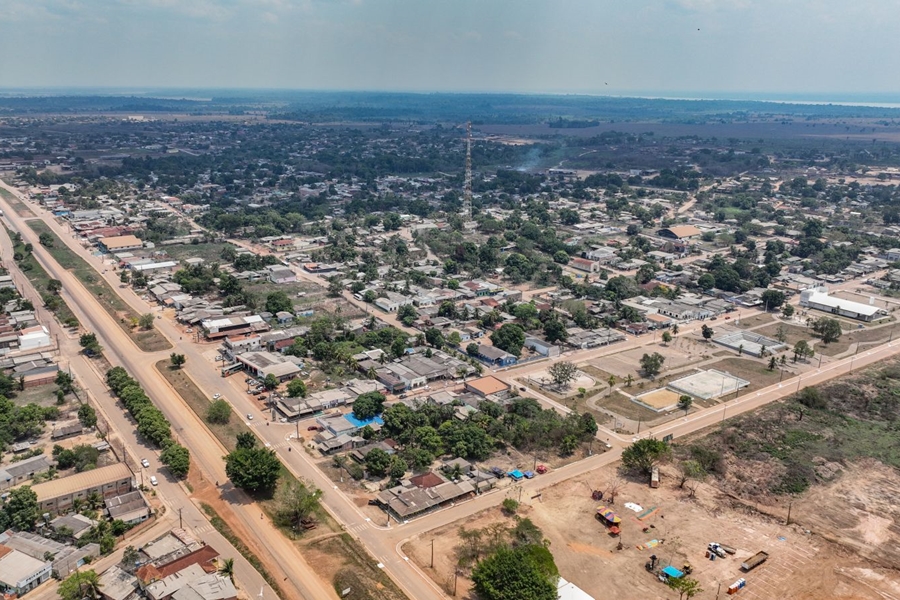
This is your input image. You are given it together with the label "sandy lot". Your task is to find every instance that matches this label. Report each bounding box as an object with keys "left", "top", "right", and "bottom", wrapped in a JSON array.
[{"left": 404, "top": 462, "right": 900, "bottom": 600}]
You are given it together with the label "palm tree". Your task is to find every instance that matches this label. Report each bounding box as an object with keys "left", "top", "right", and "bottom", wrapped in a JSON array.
[
  {"left": 218, "top": 558, "right": 235, "bottom": 583},
  {"left": 607, "top": 374, "right": 616, "bottom": 396},
  {"left": 671, "top": 324, "right": 680, "bottom": 336},
  {"left": 625, "top": 374, "right": 634, "bottom": 387}
]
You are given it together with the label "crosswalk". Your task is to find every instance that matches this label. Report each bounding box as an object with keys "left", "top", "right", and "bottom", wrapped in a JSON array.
[
  {"left": 193, "top": 523, "right": 215, "bottom": 536},
  {"left": 347, "top": 522, "right": 370, "bottom": 535}
]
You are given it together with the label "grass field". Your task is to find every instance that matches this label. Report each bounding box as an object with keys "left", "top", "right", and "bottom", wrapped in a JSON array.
[
  {"left": 3, "top": 224, "right": 79, "bottom": 326},
  {"left": 27, "top": 221, "right": 171, "bottom": 352},
  {"left": 162, "top": 242, "right": 234, "bottom": 263},
  {"left": 0, "top": 187, "right": 34, "bottom": 217}
]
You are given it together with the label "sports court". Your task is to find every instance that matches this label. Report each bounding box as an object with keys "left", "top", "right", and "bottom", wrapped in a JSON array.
[
  {"left": 631, "top": 388, "right": 681, "bottom": 412},
  {"left": 667, "top": 369, "right": 749, "bottom": 400}
]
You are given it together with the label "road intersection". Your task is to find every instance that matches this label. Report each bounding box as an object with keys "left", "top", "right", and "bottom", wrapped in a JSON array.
[{"left": 3, "top": 180, "right": 898, "bottom": 600}]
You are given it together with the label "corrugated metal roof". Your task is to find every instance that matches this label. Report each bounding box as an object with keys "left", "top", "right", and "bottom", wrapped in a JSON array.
[{"left": 31, "top": 463, "right": 132, "bottom": 501}]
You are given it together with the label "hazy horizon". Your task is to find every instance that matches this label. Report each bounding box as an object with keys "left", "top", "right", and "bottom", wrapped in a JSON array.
[{"left": 3, "top": 1, "right": 900, "bottom": 96}]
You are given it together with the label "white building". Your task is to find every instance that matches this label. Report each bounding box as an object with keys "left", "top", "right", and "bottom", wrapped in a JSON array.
[
  {"left": 17, "top": 326, "right": 51, "bottom": 351},
  {"left": 0, "top": 547, "right": 52, "bottom": 596},
  {"left": 799, "top": 288, "right": 885, "bottom": 322}
]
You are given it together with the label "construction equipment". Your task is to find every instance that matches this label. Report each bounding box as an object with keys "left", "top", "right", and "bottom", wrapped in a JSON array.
[
  {"left": 645, "top": 554, "right": 659, "bottom": 573},
  {"left": 740, "top": 551, "right": 769, "bottom": 571},
  {"left": 708, "top": 542, "right": 728, "bottom": 558},
  {"left": 682, "top": 562, "right": 693, "bottom": 575}
]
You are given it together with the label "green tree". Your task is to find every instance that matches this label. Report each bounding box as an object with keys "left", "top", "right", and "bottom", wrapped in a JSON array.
[
  {"left": 466, "top": 343, "right": 479, "bottom": 356},
  {"left": 138, "top": 313, "right": 155, "bottom": 330},
  {"left": 667, "top": 576, "right": 703, "bottom": 600},
  {"left": 677, "top": 395, "right": 692, "bottom": 415},
  {"left": 207, "top": 399, "right": 232, "bottom": 424},
  {"left": 263, "top": 374, "right": 279, "bottom": 390},
  {"left": 77, "top": 404, "right": 97, "bottom": 428},
  {"left": 217, "top": 558, "right": 235, "bottom": 583},
  {"left": 363, "top": 290, "right": 377, "bottom": 303},
  {"left": 490, "top": 323, "right": 526, "bottom": 357},
  {"left": 388, "top": 455, "right": 408, "bottom": 480},
  {"left": 471, "top": 545, "right": 559, "bottom": 600},
  {"left": 273, "top": 479, "right": 323, "bottom": 532},
  {"left": 47, "top": 279, "right": 62, "bottom": 295},
  {"left": 661, "top": 331, "right": 672, "bottom": 345},
  {"left": 3, "top": 486, "right": 40, "bottom": 531},
  {"left": 160, "top": 444, "right": 190, "bottom": 478},
  {"left": 501, "top": 498, "right": 519, "bottom": 515},
  {"left": 38, "top": 232, "right": 54, "bottom": 248},
  {"left": 812, "top": 317, "right": 842, "bottom": 344},
  {"left": 768, "top": 356, "right": 777, "bottom": 370},
  {"left": 793, "top": 339, "right": 814, "bottom": 362},
  {"left": 701, "top": 324, "right": 714, "bottom": 341},
  {"left": 56, "top": 371, "right": 74, "bottom": 393},
  {"left": 365, "top": 448, "right": 392, "bottom": 477},
  {"left": 169, "top": 353, "right": 186, "bottom": 368},
  {"left": 352, "top": 392, "right": 386, "bottom": 420},
  {"left": 639, "top": 352, "right": 665, "bottom": 378},
  {"left": 225, "top": 446, "right": 281, "bottom": 493},
  {"left": 543, "top": 319, "right": 568, "bottom": 343},
  {"left": 236, "top": 432, "right": 257, "bottom": 449},
  {"left": 265, "top": 291, "right": 293, "bottom": 314},
  {"left": 760, "top": 289, "right": 785, "bottom": 310},
  {"left": 548, "top": 361, "right": 577, "bottom": 388},
  {"left": 286, "top": 378, "right": 307, "bottom": 398},
  {"left": 622, "top": 438, "right": 670, "bottom": 475},
  {"left": 782, "top": 304, "right": 795, "bottom": 318},
  {"left": 425, "top": 327, "right": 445, "bottom": 348},
  {"left": 397, "top": 303, "right": 417, "bottom": 327},
  {"left": 58, "top": 570, "right": 102, "bottom": 600}
]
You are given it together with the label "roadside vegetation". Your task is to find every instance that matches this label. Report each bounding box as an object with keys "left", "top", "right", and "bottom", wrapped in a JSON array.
[{"left": 26, "top": 220, "right": 171, "bottom": 352}]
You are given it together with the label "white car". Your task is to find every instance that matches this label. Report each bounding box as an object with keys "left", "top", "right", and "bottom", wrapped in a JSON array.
[
  {"left": 246, "top": 413, "right": 254, "bottom": 420},
  {"left": 149, "top": 476, "right": 158, "bottom": 486},
  {"left": 213, "top": 393, "right": 221, "bottom": 399},
  {"left": 214, "top": 355, "right": 222, "bottom": 361},
  {"left": 141, "top": 458, "right": 150, "bottom": 468}
]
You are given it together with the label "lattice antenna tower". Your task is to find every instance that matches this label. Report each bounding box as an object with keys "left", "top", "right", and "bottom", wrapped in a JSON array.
[{"left": 463, "top": 121, "right": 473, "bottom": 219}]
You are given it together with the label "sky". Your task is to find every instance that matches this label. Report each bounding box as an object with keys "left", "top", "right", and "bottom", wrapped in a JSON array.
[{"left": 2, "top": 0, "right": 900, "bottom": 98}]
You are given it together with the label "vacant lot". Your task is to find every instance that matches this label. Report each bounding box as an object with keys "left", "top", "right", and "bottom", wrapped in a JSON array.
[
  {"left": 405, "top": 460, "right": 898, "bottom": 600},
  {"left": 161, "top": 242, "right": 235, "bottom": 264},
  {"left": 28, "top": 221, "right": 171, "bottom": 352}
]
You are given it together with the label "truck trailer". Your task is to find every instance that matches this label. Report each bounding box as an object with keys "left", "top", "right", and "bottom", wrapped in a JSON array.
[{"left": 740, "top": 551, "right": 769, "bottom": 571}]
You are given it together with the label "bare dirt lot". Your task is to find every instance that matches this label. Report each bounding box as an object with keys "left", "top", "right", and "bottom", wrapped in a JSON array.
[{"left": 405, "top": 461, "right": 900, "bottom": 600}]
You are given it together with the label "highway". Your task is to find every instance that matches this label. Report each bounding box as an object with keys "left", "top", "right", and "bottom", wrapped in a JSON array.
[
  {"left": 4, "top": 178, "right": 899, "bottom": 600},
  {"left": 0, "top": 183, "right": 334, "bottom": 600}
]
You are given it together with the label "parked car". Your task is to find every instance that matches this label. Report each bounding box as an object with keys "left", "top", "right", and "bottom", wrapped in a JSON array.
[
  {"left": 536, "top": 464, "right": 548, "bottom": 474},
  {"left": 141, "top": 458, "right": 150, "bottom": 468},
  {"left": 308, "top": 425, "right": 321, "bottom": 431},
  {"left": 149, "top": 476, "right": 158, "bottom": 486},
  {"left": 214, "top": 355, "right": 222, "bottom": 361},
  {"left": 212, "top": 393, "right": 221, "bottom": 399},
  {"left": 490, "top": 467, "right": 506, "bottom": 478},
  {"left": 523, "top": 470, "right": 536, "bottom": 479},
  {"left": 246, "top": 414, "right": 254, "bottom": 420}
]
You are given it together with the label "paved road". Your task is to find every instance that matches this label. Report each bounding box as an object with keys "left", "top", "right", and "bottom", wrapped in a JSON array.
[
  {"left": 7, "top": 180, "right": 900, "bottom": 600},
  {"left": 0, "top": 184, "right": 332, "bottom": 600}
]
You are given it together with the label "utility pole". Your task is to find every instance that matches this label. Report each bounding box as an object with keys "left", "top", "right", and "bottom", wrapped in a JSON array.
[
  {"left": 430, "top": 539, "right": 434, "bottom": 568},
  {"left": 179, "top": 508, "right": 183, "bottom": 529}
]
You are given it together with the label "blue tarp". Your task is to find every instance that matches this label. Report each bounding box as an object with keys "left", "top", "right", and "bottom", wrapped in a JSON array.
[{"left": 662, "top": 566, "right": 684, "bottom": 579}]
